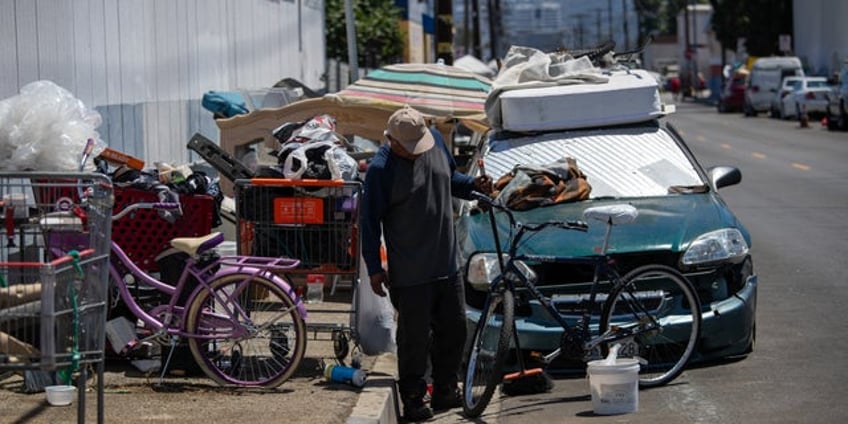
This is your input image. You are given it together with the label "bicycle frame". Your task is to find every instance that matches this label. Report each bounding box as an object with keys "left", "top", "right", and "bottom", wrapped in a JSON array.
[
  {"left": 107, "top": 239, "right": 307, "bottom": 340},
  {"left": 477, "top": 196, "right": 655, "bottom": 366}
]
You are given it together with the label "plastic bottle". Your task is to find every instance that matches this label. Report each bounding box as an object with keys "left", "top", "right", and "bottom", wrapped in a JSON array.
[{"left": 325, "top": 364, "right": 366, "bottom": 387}]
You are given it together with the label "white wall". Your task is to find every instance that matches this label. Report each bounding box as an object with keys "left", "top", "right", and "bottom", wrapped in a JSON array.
[
  {"left": 793, "top": 0, "right": 848, "bottom": 76},
  {"left": 0, "top": 0, "right": 325, "bottom": 166}
]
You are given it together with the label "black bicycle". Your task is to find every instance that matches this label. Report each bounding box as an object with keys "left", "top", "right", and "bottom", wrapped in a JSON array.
[{"left": 461, "top": 192, "right": 702, "bottom": 418}]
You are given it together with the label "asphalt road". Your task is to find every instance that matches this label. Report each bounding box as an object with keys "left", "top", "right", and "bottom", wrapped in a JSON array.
[{"left": 426, "top": 97, "right": 848, "bottom": 424}]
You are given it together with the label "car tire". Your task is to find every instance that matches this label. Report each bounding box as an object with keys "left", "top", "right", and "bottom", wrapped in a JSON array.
[
  {"left": 743, "top": 102, "right": 754, "bottom": 117},
  {"left": 827, "top": 109, "right": 839, "bottom": 131},
  {"left": 839, "top": 103, "right": 848, "bottom": 130}
]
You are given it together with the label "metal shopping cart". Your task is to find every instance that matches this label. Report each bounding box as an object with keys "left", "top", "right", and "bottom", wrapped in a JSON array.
[
  {"left": 0, "top": 173, "right": 112, "bottom": 424},
  {"left": 235, "top": 178, "right": 361, "bottom": 363}
]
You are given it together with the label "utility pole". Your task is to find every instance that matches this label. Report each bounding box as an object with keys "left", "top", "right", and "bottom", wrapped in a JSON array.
[
  {"left": 491, "top": 0, "right": 502, "bottom": 59},
  {"left": 436, "top": 0, "right": 454, "bottom": 64},
  {"left": 683, "top": 0, "right": 691, "bottom": 95},
  {"left": 575, "top": 14, "right": 585, "bottom": 49},
  {"left": 596, "top": 8, "right": 602, "bottom": 45},
  {"left": 464, "top": 0, "right": 470, "bottom": 55},
  {"left": 472, "top": 0, "right": 481, "bottom": 58},
  {"left": 487, "top": 0, "right": 496, "bottom": 60},
  {"left": 622, "top": 0, "right": 629, "bottom": 50},
  {"left": 344, "top": 0, "right": 358, "bottom": 83}
]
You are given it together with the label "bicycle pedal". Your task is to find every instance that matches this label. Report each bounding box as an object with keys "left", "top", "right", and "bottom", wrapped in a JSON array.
[{"left": 503, "top": 367, "right": 543, "bottom": 381}]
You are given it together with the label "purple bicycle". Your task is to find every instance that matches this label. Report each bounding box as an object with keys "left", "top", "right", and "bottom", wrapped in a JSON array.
[{"left": 50, "top": 199, "right": 308, "bottom": 388}]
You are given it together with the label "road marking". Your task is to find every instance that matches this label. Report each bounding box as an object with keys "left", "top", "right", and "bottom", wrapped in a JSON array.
[
  {"left": 752, "top": 152, "right": 766, "bottom": 159},
  {"left": 696, "top": 135, "right": 706, "bottom": 142},
  {"left": 720, "top": 143, "right": 732, "bottom": 149},
  {"left": 791, "top": 162, "right": 810, "bottom": 171}
]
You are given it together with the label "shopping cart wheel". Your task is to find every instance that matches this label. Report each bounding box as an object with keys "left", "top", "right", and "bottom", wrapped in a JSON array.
[{"left": 332, "top": 329, "right": 350, "bottom": 363}]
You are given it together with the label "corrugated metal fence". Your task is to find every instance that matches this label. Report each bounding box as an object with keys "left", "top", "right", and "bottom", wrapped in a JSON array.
[{"left": 0, "top": 0, "right": 326, "bottom": 167}]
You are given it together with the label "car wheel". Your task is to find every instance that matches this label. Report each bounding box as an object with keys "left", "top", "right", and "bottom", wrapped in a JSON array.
[
  {"left": 745, "top": 321, "right": 756, "bottom": 354},
  {"left": 839, "top": 103, "right": 848, "bottom": 130},
  {"left": 827, "top": 108, "right": 839, "bottom": 131},
  {"left": 769, "top": 106, "right": 778, "bottom": 119},
  {"left": 743, "top": 102, "right": 754, "bottom": 117}
]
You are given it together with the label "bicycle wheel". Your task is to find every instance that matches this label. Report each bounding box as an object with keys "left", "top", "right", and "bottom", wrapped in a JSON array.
[
  {"left": 599, "top": 264, "right": 701, "bottom": 388},
  {"left": 462, "top": 289, "right": 514, "bottom": 418},
  {"left": 185, "top": 272, "right": 307, "bottom": 387}
]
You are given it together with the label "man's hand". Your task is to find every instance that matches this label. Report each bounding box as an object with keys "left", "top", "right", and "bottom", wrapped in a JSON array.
[
  {"left": 369, "top": 271, "right": 389, "bottom": 297},
  {"left": 474, "top": 175, "right": 494, "bottom": 194}
]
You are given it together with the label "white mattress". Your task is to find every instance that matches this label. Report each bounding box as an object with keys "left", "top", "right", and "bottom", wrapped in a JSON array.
[{"left": 496, "top": 69, "right": 664, "bottom": 132}]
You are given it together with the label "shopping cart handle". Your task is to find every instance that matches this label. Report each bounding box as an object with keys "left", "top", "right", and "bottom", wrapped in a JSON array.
[{"left": 113, "top": 202, "right": 181, "bottom": 220}]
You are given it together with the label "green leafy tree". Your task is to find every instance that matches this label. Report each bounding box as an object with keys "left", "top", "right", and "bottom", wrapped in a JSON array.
[
  {"left": 325, "top": 0, "right": 405, "bottom": 67},
  {"left": 709, "top": 0, "right": 792, "bottom": 57}
]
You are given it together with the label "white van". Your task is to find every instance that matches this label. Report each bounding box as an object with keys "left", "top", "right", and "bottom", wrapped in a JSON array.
[{"left": 744, "top": 56, "right": 804, "bottom": 116}]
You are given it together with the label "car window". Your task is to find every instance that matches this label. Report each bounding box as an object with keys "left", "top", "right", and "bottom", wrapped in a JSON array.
[
  {"left": 483, "top": 125, "right": 703, "bottom": 199},
  {"left": 806, "top": 80, "right": 828, "bottom": 88}
]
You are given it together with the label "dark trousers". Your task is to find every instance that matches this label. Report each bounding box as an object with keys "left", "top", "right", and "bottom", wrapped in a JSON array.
[{"left": 389, "top": 276, "right": 466, "bottom": 403}]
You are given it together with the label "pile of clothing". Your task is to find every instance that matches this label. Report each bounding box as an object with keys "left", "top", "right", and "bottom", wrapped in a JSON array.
[{"left": 259, "top": 114, "right": 358, "bottom": 181}]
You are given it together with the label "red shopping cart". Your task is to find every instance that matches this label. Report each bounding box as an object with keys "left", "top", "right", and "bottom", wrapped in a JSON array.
[{"left": 235, "top": 178, "right": 361, "bottom": 362}]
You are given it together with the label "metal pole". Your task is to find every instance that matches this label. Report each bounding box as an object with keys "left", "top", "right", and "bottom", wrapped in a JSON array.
[
  {"left": 344, "top": 0, "right": 359, "bottom": 83},
  {"left": 464, "top": 0, "right": 470, "bottom": 54},
  {"left": 622, "top": 0, "right": 629, "bottom": 51}
]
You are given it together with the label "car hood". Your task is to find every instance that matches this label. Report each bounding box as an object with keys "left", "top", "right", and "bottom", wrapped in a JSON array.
[{"left": 456, "top": 194, "right": 751, "bottom": 259}]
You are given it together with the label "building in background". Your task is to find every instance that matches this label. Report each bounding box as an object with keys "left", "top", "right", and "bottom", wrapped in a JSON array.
[
  {"left": 0, "top": 0, "right": 325, "bottom": 167},
  {"left": 792, "top": 0, "right": 848, "bottom": 77}
]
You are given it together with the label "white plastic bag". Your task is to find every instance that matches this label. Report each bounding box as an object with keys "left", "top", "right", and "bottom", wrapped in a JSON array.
[
  {"left": 282, "top": 140, "right": 358, "bottom": 181},
  {"left": 352, "top": 255, "right": 397, "bottom": 355},
  {"left": 0, "top": 80, "right": 105, "bottom": 171}
]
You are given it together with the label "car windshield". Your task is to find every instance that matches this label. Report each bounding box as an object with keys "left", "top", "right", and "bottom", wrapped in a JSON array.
[{"left": 483, "top": 124, "right": 703, "bottom": 199}]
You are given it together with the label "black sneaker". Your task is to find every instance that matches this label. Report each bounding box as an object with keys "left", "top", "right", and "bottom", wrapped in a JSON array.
[
  {"left": 403, "top": 404, "right": 434, "bottom": 422},
  {"left": 430, "top": 387, "right": 463, "bottom": 411}
]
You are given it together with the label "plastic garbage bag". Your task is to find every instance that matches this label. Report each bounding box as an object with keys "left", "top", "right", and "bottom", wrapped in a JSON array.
[
  {"left": 0, "top": 80, "right": 105, "bottom": 171},
  {"left": 352, "top": 255, "right": 396, "bottom": 355}
]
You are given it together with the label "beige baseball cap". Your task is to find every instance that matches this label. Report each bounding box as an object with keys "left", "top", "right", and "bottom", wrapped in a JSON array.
[{"left": 385, "top": 105, "right": 435, "bottom": 155}]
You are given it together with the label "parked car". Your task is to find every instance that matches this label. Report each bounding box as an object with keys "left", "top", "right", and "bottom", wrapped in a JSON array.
[
  {"left": 744, "top": 56, "right": 804, "bottom": 116},
  {"left": 826, "top": 59, "right": 848, "bottom": 131},
  {"left": 777, "top": 76, "right": 831, "bottom": 120},
  {"left": 457, "top": 68, "right": 757, "bottom": 371},
  {"left": 717, "top": 68, "right": 749, "bottom": 113},
  {"left": 770, "top": 76, "right": 804, "bottom": 119}
]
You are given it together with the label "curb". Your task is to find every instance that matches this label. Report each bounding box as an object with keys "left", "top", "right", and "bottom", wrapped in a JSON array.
[{"left": 346, "top": 353, "right": 400, "bottom": 424}]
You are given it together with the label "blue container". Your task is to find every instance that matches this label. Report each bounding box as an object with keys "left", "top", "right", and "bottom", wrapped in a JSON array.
[{"left": 325, "top": 364, "right": 366, "bottom": 387}]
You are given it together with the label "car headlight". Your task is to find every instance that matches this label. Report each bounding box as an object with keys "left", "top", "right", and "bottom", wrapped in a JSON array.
[
  {"left": 466, "top": 253, "right": 537, "bottom": 291},
  {"left": 467, "top": 253, "right": 504, "bottom": 291},
  {"left": 682, "top": 228, "right": 749, "bottom": 266}
]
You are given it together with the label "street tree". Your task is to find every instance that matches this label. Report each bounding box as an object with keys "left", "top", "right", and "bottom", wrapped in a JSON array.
[{"left": 325, "top": 0, "right": 405, "bottom": 67}]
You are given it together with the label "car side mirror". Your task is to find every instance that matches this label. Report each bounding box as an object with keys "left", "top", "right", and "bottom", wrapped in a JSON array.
[{"left": 708, "top": 165, "right": 742, "bottom": 189}]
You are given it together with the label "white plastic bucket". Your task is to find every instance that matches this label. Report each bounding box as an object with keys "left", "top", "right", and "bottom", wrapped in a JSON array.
[{"left": 586, "top": 358, "right": 640, "bottom": 415}]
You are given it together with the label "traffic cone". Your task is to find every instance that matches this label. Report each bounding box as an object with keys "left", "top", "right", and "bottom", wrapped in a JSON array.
[{"left": 799, "top": 104, "right": 809, "bottom": 128}]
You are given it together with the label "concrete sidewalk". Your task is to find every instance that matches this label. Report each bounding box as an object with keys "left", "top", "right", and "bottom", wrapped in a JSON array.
[{"left": 347, "top": 353, "right": 400, "bottom": 424}]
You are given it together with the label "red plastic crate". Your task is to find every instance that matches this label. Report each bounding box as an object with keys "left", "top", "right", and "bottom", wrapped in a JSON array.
[{"left": 112, "top": 187, "right": 214, "bottom": 272}]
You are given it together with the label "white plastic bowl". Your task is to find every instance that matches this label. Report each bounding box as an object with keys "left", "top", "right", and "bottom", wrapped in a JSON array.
[{"left": 45, "top": 385, "right": 76, "bottom": 406}]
